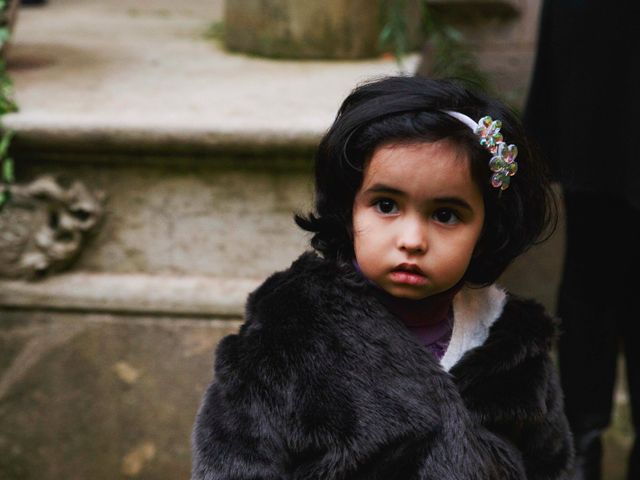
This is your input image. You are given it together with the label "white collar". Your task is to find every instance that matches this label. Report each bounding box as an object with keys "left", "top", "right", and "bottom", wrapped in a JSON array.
[{"left": 439, "top": 284, "right": 507, "bottom": 372}]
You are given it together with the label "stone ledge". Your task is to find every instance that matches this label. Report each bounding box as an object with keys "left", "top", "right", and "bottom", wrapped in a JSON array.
[
  {"left": 0, "top": 272, "right": 261, "bottom": 317},
  {"left": 4, "top": 120, "right": 323, "bottom": 160}
]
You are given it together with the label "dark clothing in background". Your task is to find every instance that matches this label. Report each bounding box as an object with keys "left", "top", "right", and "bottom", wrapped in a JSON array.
[
  {"left": 524, "top": 1, "right": 640, "bottom": 479},
  {"left": 525, "top": 0, "right": 640, "bottom": 207},
  {"left": 557, "top": 192, "right": 640, "bottom": 480}
]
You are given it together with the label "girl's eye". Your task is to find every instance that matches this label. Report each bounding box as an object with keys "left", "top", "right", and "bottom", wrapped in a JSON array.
[
  {"left": 433, "top": 208, "right": 460, "bottom": 225},
  {"left": 374, "top": 199, "right": 398, "bottom": 215}
]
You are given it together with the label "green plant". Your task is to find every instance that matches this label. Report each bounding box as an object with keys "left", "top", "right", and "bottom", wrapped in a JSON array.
[
  {"left": 204, "top": 20, "right": 224, "bottom": 42},
  {"left": 0, "top": 0, "right": 10, "bottom": 47},
  {"left": 0, "top": 0, "right": 17, "bottom": 211},
  {"left": 379, "top": 0, "right": 491, "bottom": 92},
  {"left": 0, "top": 129, "right": 13, "bottom": 208},
  {"left": 378, "top": 0, "right": 413, "bottom": 64}
]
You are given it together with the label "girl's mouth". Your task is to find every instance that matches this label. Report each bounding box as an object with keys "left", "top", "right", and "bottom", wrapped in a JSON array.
[{"left": 390, "top": 264, "right": 428, "bottom": 286}]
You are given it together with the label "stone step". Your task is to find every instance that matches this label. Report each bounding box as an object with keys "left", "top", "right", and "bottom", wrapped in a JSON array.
[
  {"left": 0, "top": 272, "right": 257, "bottom": 317},
  {"left": 3, "top": 0, "right": 416, "bottom": 160}
]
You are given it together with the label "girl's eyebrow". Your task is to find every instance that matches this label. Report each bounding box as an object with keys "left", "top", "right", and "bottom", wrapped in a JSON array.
[
  {"left": 364, "top": 183, "right": 405, "bottom": 195},
  {"left": 364, "top": 183, "right": 475, "bottom": 212},
  {"left": 433, "top": 197, "right": 474, "bottom": 212}
]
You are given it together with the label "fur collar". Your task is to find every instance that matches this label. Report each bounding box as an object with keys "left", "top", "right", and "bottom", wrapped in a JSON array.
[{"left": 248, "top": 251, "right": 557, "bottom": 373}]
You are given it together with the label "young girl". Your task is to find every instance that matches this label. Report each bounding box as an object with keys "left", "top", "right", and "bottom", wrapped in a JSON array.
[{"left": 191, "top": 76, "right": 573, "bottom": 479}]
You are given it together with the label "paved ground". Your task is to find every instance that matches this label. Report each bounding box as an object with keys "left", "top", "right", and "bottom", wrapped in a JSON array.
[{"left": 3, "top": 0, "right": 417, "bottom": 155}]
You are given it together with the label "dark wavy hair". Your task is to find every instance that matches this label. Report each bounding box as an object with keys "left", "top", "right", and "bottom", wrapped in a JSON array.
[{"left": 295, "top": 76, "right": 557, "bottom": 285}]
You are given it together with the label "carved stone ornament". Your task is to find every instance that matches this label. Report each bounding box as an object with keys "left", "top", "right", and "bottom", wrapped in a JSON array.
[{"left": 0, "top": 175, "right": 105, "bottom": 280}]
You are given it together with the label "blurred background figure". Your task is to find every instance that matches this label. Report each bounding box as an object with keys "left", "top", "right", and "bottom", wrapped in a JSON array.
[{"left": 524, "top": 1, "right": 639, "bottom": 479}]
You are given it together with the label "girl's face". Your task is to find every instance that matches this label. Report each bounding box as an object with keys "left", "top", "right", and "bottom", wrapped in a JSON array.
[{"left": 352, "top": 141, "right": 485, "bottom": 299}]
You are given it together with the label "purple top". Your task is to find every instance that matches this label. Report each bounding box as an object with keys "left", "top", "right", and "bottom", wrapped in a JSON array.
[
  {"left": 404, "top": 308, "right": 453, "bottom": 360},
  {"left": 374, "top": 289, "right": 455, "bottom": 360},
  {"left": 352, "top": 261, "right": 456, "bottom": 360}
]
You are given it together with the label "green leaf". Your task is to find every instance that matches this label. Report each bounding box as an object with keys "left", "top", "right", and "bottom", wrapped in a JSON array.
[
  {"left": 204, "top": 21, "right": 224, "bottom": 41},
  {"left": 2, "top": 157, "right": 14, "bottom": 182},
  {"left": 379, "top": 24, "right": 393, "bottom": 45},
  {"left": 443, "top": 25, "right": 464, "bottom": 42},
  {"left": 0, "top": 188, "right": 8, "bottom": 211},
  {"left": 0, "top": 129, "right": 13, "bottom": 157}
]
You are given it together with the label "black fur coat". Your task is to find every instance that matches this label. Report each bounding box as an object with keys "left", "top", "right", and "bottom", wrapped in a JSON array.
[{"left": 192, "top": 252, "right": 573, "bottom": 479}]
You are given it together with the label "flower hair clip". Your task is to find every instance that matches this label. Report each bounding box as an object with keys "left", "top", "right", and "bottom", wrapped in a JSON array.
[
  {"left": 475, "top": 116, "right": 518, "bottom": 190},
  {"left": 444, "top": 111, "right": 519, "bottom": 191}
]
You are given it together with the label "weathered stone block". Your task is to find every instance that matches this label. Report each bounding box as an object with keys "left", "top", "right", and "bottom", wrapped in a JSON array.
[
  {"left": 224, "top": 0, "right": 422, "bottom": 59},
  {"left": 16, "top": 159, "right": 314, "bottom": 280},
  {"left": 0, "top": 310, "right": 241, "bottom": 480}
]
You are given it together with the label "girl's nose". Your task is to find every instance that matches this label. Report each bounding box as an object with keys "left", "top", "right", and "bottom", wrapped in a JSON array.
[{"left": 397, "top": 218, "right": 428, "bottom": 254}]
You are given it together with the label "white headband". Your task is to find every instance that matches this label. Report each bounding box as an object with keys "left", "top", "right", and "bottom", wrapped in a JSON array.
[
  {"left": 443, "top": 110, "right": 478, "bottom": 131},
  {"left": 443, "top": 110, "right": 519, "bottom": 191}
]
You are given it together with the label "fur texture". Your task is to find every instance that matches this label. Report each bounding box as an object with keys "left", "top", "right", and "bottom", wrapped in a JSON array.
[{"left": 192, "top": 253, "right": 573, "bottom": 479}]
